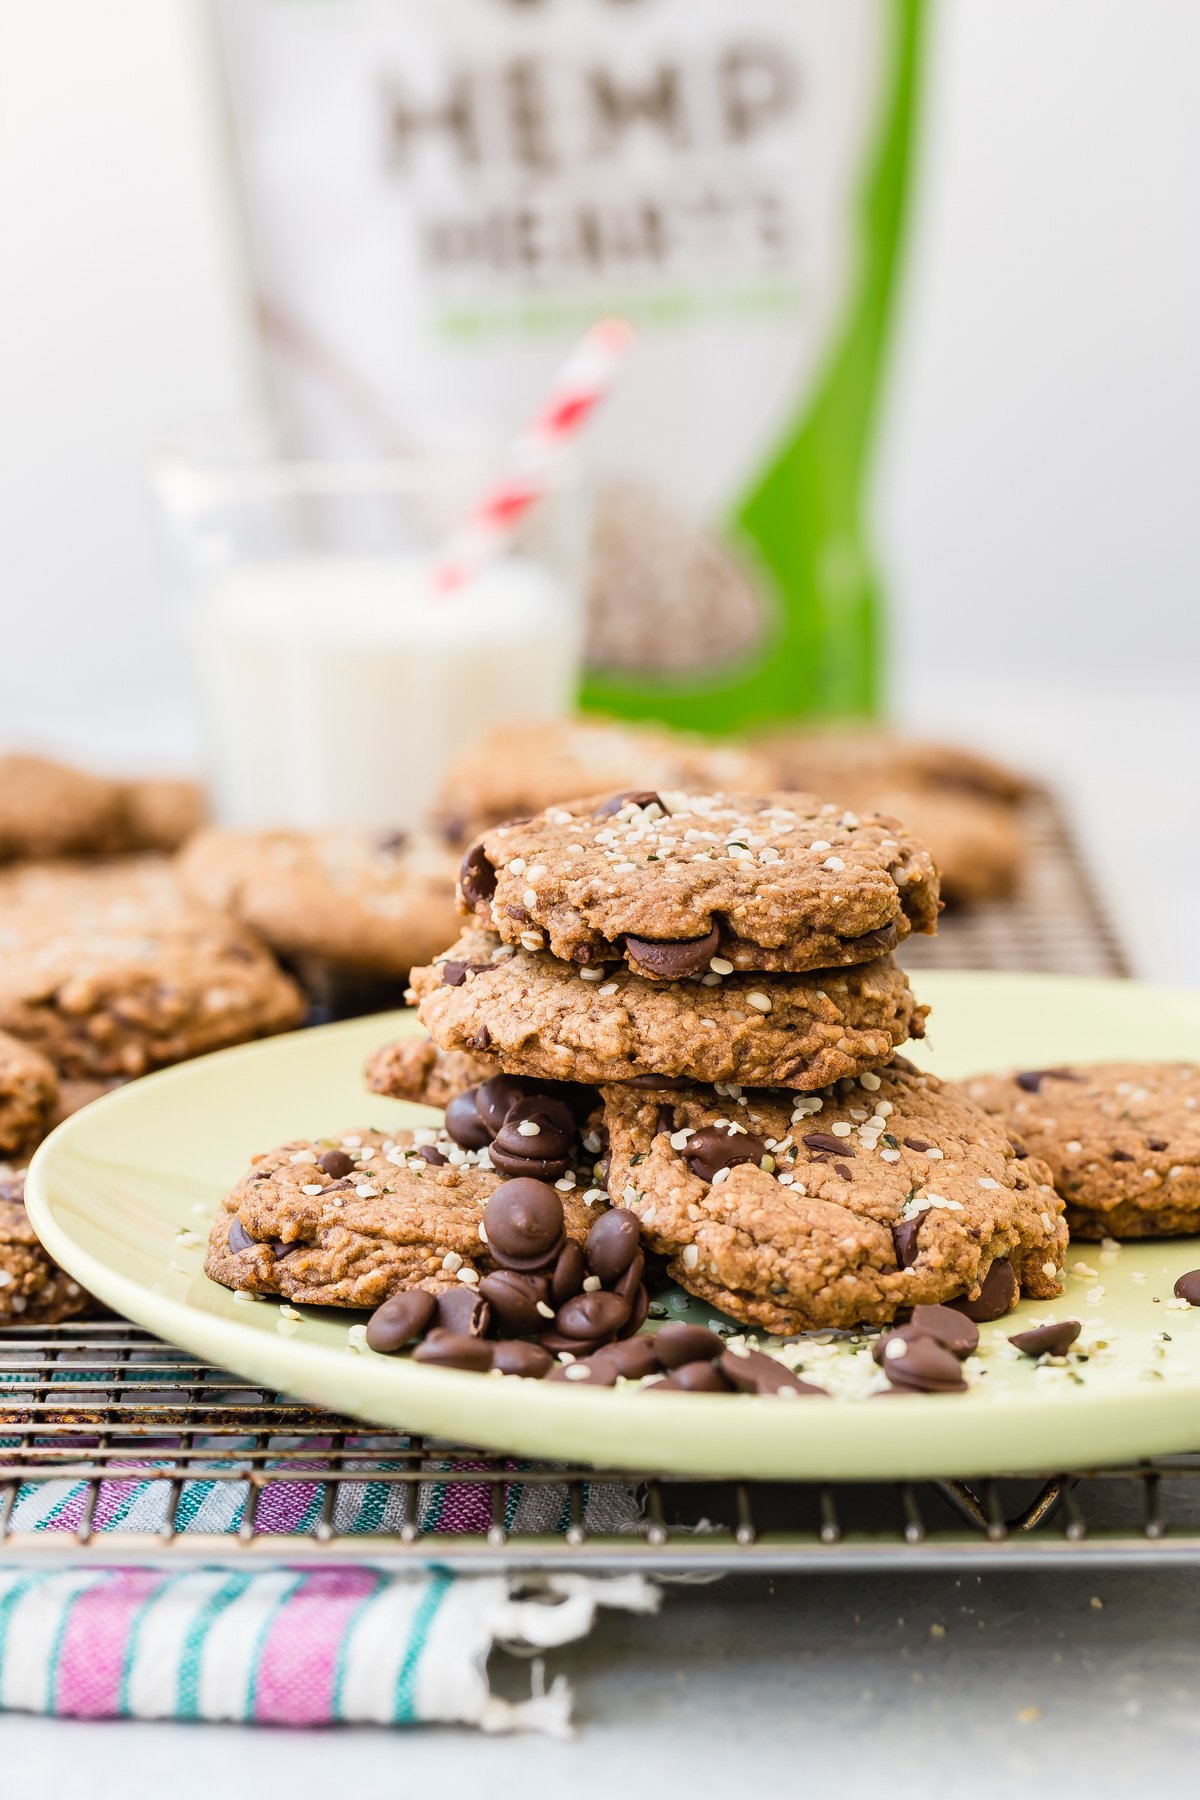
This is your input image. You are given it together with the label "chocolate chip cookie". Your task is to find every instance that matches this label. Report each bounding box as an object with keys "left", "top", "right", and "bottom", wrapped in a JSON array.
[
  {"left": 602, "top": 1061, "right": 1065, "bottom": 1333},
  {"left": 205, "top": 1125, "right": 605, "bottom": 1309},
  {"left": 365, "top": 1034, "right": 499, "bottom": 1109},
  {"left": 756, "top": 730, "right": 1028, "bottom": 904},
  {"left": 458, "top": 791, "right": 940, "bottom": 975},
  {"left": 0, "top": 755, "right": 206, "bottom": 862},
  {"left": 410, "top": 929, "right": 927, "bottom": 1091},
  {"left": 0, "top": 753, "right": 129, "bottom": 860},
  {"left": 755, "top": 727, "right": 1029, "bottom": 805},
  {"left": 0, "top": 857, "right": 305, "bottom": 1078},
  {"left": 0, "top": 1031, "right": 59, "bottom": 1156},
  {"left": 433, "top": 717, "right": 770, "bottom": 840},
  {"left": 177, "top": 828, "right": 460, "bottom": 981},
  {"left": 966, "top": 1062, "right": 1200, "bottom": 1238},
  {"left": 0, "top": 1166, "right": 89, "bottom": 1324}
]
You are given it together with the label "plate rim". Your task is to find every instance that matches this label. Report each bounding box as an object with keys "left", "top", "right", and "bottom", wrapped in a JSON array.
[{"left": 23, "top": 970, "right": 1200, "bottom": 1481}]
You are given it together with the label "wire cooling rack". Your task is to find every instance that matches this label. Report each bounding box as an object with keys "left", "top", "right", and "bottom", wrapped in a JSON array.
[{"left": 2, "top": 788, "right": 1166, "bottom": 1571}]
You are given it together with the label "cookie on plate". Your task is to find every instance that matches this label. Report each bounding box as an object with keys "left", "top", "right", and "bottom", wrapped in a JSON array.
[
  {"left": 0, "top": 1031, "right": 59, "bottom": 1156},
  {"left": 0, "top": 857, "right": 305, "bottom": 1079},
  {"left": 966, "top": 1062, "right": 1200, "bottom": 1238},
  {"left": 205, "top": 1125, "right": 605, "bottom": 1309},
  {"left": 410, "top": 928, "right": 927, "bottom": 1092},
  {"left": 0, "top": 1165, "right": 90, "bottom": 1325},
  {"left": 433, "top": 717, "right": 770, "bottom": 841},
  {"left": 177, "top": 828, "right": 460, "bottom": 995},
  {"left": 602, "top": 1061, "right": 1065, "bottom": 1333},
  {"left": 365, "top": 1035, "right": 499, "bottom": 1109},
  {"left": 458, "top": 791, "right": 940, "bottom": 976}
]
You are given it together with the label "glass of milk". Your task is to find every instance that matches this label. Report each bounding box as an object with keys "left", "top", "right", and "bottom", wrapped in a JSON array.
[{"left": 153, "top": 431, "right": 590, "bottom": 830}]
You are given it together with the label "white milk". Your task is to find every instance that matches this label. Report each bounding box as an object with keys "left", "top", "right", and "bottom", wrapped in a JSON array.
[{"left": 186, "top": 555, "right": 578, "bottom": 829}]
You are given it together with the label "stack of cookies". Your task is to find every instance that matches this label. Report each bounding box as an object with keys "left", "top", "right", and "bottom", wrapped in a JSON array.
[{"left": 324, "top": 787, "right": 1068, "bottom": 1384}]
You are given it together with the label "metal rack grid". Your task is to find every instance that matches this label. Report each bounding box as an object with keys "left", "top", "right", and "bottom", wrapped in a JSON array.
[{"left": 1, "top": 787, "right": 1166, "bottom": 1572}]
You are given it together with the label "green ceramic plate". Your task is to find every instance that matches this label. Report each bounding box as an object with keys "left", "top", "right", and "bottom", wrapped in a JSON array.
[{"left": 24, "top": 972, "right": 1200, "bottom": 1480}]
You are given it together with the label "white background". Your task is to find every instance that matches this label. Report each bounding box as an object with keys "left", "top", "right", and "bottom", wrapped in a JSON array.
[{"left": 0, "top": 0, "right": 1197, "bottom": 971}]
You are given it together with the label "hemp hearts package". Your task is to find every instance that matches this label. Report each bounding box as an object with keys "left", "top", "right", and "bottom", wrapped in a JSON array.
[{"left": 217, "top": 0, "right": 923, "bottom": 731}]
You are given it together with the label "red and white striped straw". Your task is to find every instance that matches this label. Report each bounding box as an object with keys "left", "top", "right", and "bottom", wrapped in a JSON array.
[{"left": 431, "top": 317, "right": 634, "bottom": 595}]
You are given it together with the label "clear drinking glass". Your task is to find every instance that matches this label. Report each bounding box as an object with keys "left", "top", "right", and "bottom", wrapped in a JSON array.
[{"left": 152, "top": 425, "right": 590, "bottom": 831}]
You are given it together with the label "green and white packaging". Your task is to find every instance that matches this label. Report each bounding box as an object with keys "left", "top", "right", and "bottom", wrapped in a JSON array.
[{"left": 217, "top": 0, "right": 924, "bottom": 731}]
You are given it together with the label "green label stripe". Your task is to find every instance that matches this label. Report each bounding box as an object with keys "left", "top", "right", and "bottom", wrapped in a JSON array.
[
  {"left": 583, "top": 0, "right": 925, "bottom": 733},
  {"left": 393, "top": 1571, "right": 453, "bottom": 1723}
]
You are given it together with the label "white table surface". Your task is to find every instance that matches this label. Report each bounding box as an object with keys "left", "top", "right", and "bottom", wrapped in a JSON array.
[{"left": 2, "top": 667, "right": 1195, "bottom": 1782}]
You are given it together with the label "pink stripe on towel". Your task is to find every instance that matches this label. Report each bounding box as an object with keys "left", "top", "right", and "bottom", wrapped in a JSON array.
[
  {"left": 251, "top": 1571, "right": 381, "bottom": 1725},
  {"left": 53, "top": 1569, "right": 164, "bottom": 1717}
]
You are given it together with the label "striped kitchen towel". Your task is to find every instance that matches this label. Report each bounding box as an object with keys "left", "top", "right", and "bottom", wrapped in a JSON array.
[{"left": 0, "top": 1566, "right": 658, "bottom": 1730}]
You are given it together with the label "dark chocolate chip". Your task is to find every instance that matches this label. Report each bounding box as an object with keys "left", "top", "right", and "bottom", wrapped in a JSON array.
[
  {"left": 1110, "top": 1149, "right": 1134, "bottom": 1162},
  {"left": 416, "top": 1145, "right": 448, "bottom": 1166},
  {"left": 550, "top": 1240, "right": 586, "bottom": 1306},
  {"left": 616, "top": 1283, "right": 650, "bottom": 1338},
  {"left": 909, "top": 1302, "right": 980, "bottom": 1359},
  {"left": 445, "top": 1089, "right": 491, "bottom": 1150},
  {"left": 475, "top": 1074, "right": 540, "bottom": 1135},
  {"left": 655, "top": 1103, "right": 676, "bottom": 1138},
  {"left": 441, "top": 962, "right": 470, "bottom": 987},
  {"left": 1173, "top": 1269, "right": 1200, "bottom": 1307},
  {"left": 546, "top": 1354, "right": 619, "bottom": 1387},
  {"left": 718, "top": 1348, "right": 829, "bottom": 1397},
  {"left": 459, "top": 843, "right": 497, "bottom": 907},
  {"left": 903, "top": 1137, "right": 932, "bottom": 1153},
  {"left": 625, "top": 1074, "right": 690, "bottom": 1090},
  {"left": 227, "top": 1217, "right": 255, "bottom": 1254},
  {"left": 488, "top": 1097, "right": 576, "bottom": 1181},
  {"left": 625, "top": 926, "right": 722, "bottom": 980},
  {"left": 834, "top": 1163, "right": 854, "bottom": 1181},
  {"left": 879, "top": 1334, "right": 968, "bottom": 1394},
  {"left": 1009, "top": 1319, "right": 1082, "bottom": 1356},
  {"left": 592, "top": 1336, "right": 661, "bottom": 1380},
  {"left": 434, "top": 1287, "right": 490, "bottom": 1337},
  {"left": 870, "top": 1324, "right": 929, "bottom": 1367},
  {"left": 653, "top": 1322, "right": 725, "bottom": 1369},
  {"left": 365, "top": 1288, "right": 436, "bottom": 1354},
  {"left": 949, "top": 1258, "right": 1018, "bottom": 1323},
  {"left": 655, "top": 1359, "right": 734, "bottom": 1393},
  {"left": 803, "top": 1132, "right": 855, "bottom": 1157},
  {"left": 681, "top": 1124, "right": 768, "bottom": 1182},
  {"left": 467, "top": 1026, "right": 492, "bottom": 1052},
  {"left": 612, "top": 1251, "right": 646, "bottom": 1302},
  {"left": 585, "top": 1208, "right": 641, "bottom": 1282},
  {"left": 413, "top": 1330, "right": 494, "bottom": 1373},
  {"left": 318, "top": 1150, "right": 354, "bottom": 1179},
  {"left": 891, "top": 1217, "right": 922, "bottom": 1269},
  {"left": 477, "top": 1269, "right": 551, "bottom": 1337},
  {"left": 594, "top": 790, "right": 665, "bottom": 818},
  {"left": 491, "top": 1340, "right": 553, "bottom": 1379},
  {"left": 1147, "top": 1136, "right": 1169, "bottom": 1152},
  {"left": 483, "top": 1178, "right": 566, "bottom": 1267},
  {"left": 1012, "top": 1067, "right": 1084, "bottom": 1094},
  {"left": 554, "top": 1289, "right": 630, "bottom": 1343}
]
